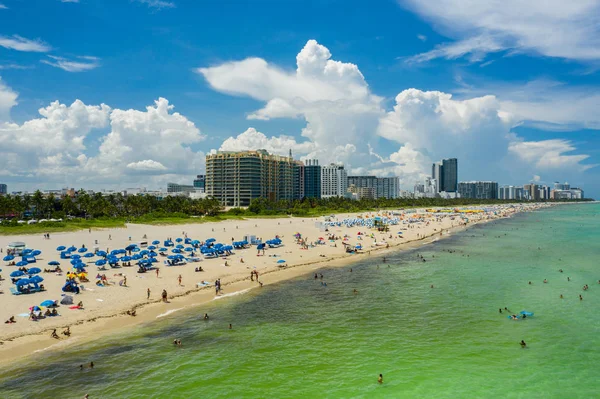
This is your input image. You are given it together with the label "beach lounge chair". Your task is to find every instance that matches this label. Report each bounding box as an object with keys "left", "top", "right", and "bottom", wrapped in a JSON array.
[{"left": 10, "top": 287, "right": 22, "bottom": 295}]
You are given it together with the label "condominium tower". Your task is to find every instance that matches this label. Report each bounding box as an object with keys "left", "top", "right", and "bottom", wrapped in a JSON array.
[
  {"left": 431, "top": 158, "right": 458, "bottom": 193},
  {"left": 205, "top": 150, "right": 301, "bottom": 207},
  {"left": 321, "top": 163, "right": 348, "bottom": 198}
]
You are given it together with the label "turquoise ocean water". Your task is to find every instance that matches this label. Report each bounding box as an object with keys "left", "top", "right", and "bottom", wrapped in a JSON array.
[{"left": 0, "top": 204, "right": 599, "bottom": 398}]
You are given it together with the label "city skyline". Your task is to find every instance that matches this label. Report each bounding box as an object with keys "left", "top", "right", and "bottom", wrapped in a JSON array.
[{"left": 0, "top": 1, "right": 599, "bottom": 197}]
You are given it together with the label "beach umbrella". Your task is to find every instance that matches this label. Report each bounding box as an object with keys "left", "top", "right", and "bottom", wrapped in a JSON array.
[
  {"left": 171, "top": 248, "right": 181, "bottom": 254},
  {"left": 176, "top": 244, "right": 184, "bottom": 249},
  {"left": 125, "top": 244, "right": 137, "bottom": 251},
  {"left": 73, "top": 264, "right": 86, "bottom": 271},
  {"left": 27, "top": 267, "right": 41, "bottom": 275},
  {"left": 96, "top": 250, "right": 107, "bottom": 257},
  {"left": 40, "top": 300, "right": 56, "bottom": 307},
  {"left": 159, "top": 248, "right": 167, "bottom": 252},
  {"left": 148, "top": 245, "right": 156, "bottom": 250},
  {"left": 206, "top": 238, "right": 216, "bottom": 243},
  {"left": 121, "top": 255, "right": 132, "bottom": 262},
  {"left": 22, "top": 249, "right": 33, "bottom": 255},
  {"left": 32, "top": 250, "right": 42, "bottom": 256},
  {"left": 71, "top": 254, "right": 81, "bottom": 260},
  {"left": 56, "top": 246, "right": 66, "bottom": 251},
  {"left": 95, "top": 259, "right": 107, "bottom": 266},
  {"left": 48, "top": 261, "right": 60, "bottom": 266},
  {"left": 131, "top": 254, "right": 142, "bottom": 260},
  {"left": 148, "top": 251, "right": 157, "bottom": 258},
  {"left": 71, "top": 259, "right": 83, "bottom": 265},
  {"left": 184, "top": 247, "right": 193, "bottom": 252},
  {"left": 84, "top": 253, "right": 95, "bottom": 258},
  {"left": 15, "top": 279, "right": 30, "bottom": 286},
  {"left": 167, "top": 255, "right": 178, "bottom": 260},
  {"left": 30, "top": 275, "right": 44, "bottom": 283},
  {"left": 67, "top": 246, "right": 77, "bottom": 252},
  {"left": 150, "top": 257, "right": 158, "bottom": 263},
  {"left": 10, "top": 270, "right": 25, "bottom": 277},
  {"left": 3, "top": 255, "right": 14, "bottom": 261},
  {"left": 277, "top": 259, "right": 286, "bottom": 263},
  {"left": 78, "top": 247, "right": 88, "bottom": 253},
  {"left": 191, "top": 240, "right": 200, "bottom": 245},
  {"left": 16, "top": 261, "right": 29, "bottom": 267},
  {"left": 176, "top": 238, "right": 183, "bottom": 243},
  {"left": 131, "top": 247, "right": 140, "bottom": 253},
  {"left": 30, "top": 306, "right": 41, "bottom": 312},
  {"left": 152, "top": 240, "right": 160, "bottom": 245},
  {"left": 139, "top": 250, "right": 149, "bottom": 256}
]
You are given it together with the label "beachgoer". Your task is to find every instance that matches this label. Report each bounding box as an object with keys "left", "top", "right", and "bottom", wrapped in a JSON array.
[
  {"left": 543, "top": 279, "right": 547, "bottom": 283},
  {"left": 579, "top": 295, "right": 583, "bottom": 301},
  {"left": 162, "top": 289, "right": 168, "bottom": 302},
  {"left": 229, "top": 324, "right": 232, "bottom": 330},
  {"left": 51, "top": 329, "right": 59, "bottom": 339},
  {"left": 560, "top": 294, "right": 563, "bottom": 299},
  {"left": 147, "top": 288, "right": 151, "bottom": 299},
  {"left": 378, "top": 374, "right": 383, "bottom": 384},
  {"left": 77, "top": 301, "right": 84, "bottom": 309},
  {"left": 156, "top": 269, "right": 159, "bottom": 278},
  {"left": 5, "top": 316, "right": 15, "bottom": 324},
  {"left": 204, "top": 313, "right": 209, "bottom": 320},
  {"left": 353, "top": 289, "right": 358, "bottom": 294},
  {"left": 123, "top": 275, "right": 127, "bottom": 287},
  {"left": 520, "top": 340, "right": 526, "bottom": 348},
  {"left": 528, "top": 281, "right": 532, "bottom": 285},
  {"left": 63, "top": 326, "right": 71, "bottom": 336},
  {"left": 499, "top": 308, "right": 502, "bottom": 313},
  {"left": 178, "top": 275, "right": 182, "bottom": 286},
  {"left": 89, "top": 362, "right": 94, "bottom": 369}
]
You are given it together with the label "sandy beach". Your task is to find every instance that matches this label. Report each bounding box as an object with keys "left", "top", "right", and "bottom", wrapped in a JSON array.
[{"left": 0, "top": 203, "right": 549, "bottom": 364}]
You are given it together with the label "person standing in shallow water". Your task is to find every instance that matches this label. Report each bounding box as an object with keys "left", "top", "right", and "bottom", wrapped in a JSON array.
[{"left": 378, "top": 374, "right": 383, "bottom": 384}]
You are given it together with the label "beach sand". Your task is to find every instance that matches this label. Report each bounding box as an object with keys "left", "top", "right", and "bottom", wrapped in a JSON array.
[{"left": 0, "top": 204, "right": 548, "bottom": 364}]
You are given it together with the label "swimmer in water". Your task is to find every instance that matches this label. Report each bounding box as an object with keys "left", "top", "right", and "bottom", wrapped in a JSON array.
[
  {"left": 543, "top": 279, "right": 548, "bottom": 283},
  {"left": 579, "top": 295, "right": 583, "bottom": 301},
  {"left": 378, "top": 374, "right": 383, "bottom": 384},
  {"left": 560, "top": 294, "right": 563, "bottom": 299},
  {"left": 499, "top": 308, "right": 502, "bottom": 313},
  {"left": 528, "top": 281, "right": 532, "bottom": 285},
  {"left": 520, "top": 340, "right": 526, "bottom": 348}
]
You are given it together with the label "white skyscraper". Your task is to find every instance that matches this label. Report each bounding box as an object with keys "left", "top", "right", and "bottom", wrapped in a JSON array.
[{"left": 321, "top": 163, "right": 348, "bottom": 198}]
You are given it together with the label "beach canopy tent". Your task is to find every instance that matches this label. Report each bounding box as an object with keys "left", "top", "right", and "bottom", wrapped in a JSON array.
[
  {"left": 56, "top": 246, "right": 66, "bottom": 251},
  {"left": 10, "top": 270, "right": 25, "bottom": 277},
  {"left": 3, "top": 255, "right": 15, "bottom": 261},
  {"left": 27, "top": 267, "right": 41, "bottom": 275},
  {"left": 40, "top": 300, "right": 56, "bottom": 307},
  {"left": 7, "top": 242, "right": 27, "bottom": 256},
  {"left": 48, "top": 261, "right": 60, "bottom": 266},
  {"left": 60, "top": 295, "right": 74, "bottom": 305}
]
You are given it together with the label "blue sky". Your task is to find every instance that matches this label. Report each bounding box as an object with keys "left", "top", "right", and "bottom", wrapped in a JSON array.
[{"left": 0, "top": 0, "right": 599, "bottom": 197}]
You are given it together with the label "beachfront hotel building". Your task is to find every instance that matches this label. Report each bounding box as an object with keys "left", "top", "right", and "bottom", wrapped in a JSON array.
[
  {"left": 321, "top": 163, "right": 348, "bottom": 198},
  {"left": 0, "top": 184, "right": 6, "bottom": 195},
  {"left": 458, "top": 181, "right": 498, "bottom": 199},
  {"left": 347, "top": 176, "right": 400, "bottom": 199},
  {"left": 205, "top": 149, "right": 302, "bottom": 207},
  {"left": 303, "top": 159, "right": 321, "bottom": 199}
]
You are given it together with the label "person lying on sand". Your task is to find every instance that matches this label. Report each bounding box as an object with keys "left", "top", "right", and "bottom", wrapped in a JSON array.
[
  {"left": 51, "top": 329, "right": 59, "bottom": 339},
  {"left": 126, "top": 309, "right": 137, "bottom": 317},
  {"left": 62, "top": 326, "right": 71, "bottom": 336},
  {"left": 4, "top": 316, "right": 15, "bottom": 324}
]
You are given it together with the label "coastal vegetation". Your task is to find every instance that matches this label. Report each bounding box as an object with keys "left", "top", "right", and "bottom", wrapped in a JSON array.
[{"left": 0, "top": 189, "right": 592, "bottom": 235}]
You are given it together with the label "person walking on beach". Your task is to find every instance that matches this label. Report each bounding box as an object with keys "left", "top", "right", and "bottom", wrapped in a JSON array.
[
  {"left": 178, "top": 275, "right": 182, "bottom": 286},
  {"left": 162, "top": 289, "right": 168, "bottom": 302},
  {"left": 156, "top": 269, "right": 159, "bottom": 278},
  {"left": 147, "top": 288, "right": 151, "bottom": 299}
]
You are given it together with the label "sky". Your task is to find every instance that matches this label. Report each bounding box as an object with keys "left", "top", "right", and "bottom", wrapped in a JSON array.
[{"left": 0, "top": 0, "right": 599, "bottom": 197}]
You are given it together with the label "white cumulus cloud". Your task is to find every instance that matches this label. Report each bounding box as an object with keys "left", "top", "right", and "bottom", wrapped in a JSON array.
[
  {"left": 508, "top": 139, "right": 595, "bottom": 171},
  {"left": 219, "top": 128, "right": 316, "bottom": 156}
]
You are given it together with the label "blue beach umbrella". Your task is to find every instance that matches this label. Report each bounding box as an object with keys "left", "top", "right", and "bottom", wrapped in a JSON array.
[
  {"left": 159, "top": 248, "right": 167, "bottom": 252},
  {"left": 30, "top": 275, "right": 44, "bottom": 283},
  {"left": 40, "top": 300, "right": 56, "bottom": 307},
  {"left": 148, "top": 245, "right": 156, "bottom": 250},
  {"left": 16, "top": 261, "right": 29, "bottom": 267},
  {"left": 121, "top": 255, "right": 132, "bottom": 262},
  {"left": 171, "top": 248, "right": 181, "bottom": 254},
  {"left": 48, "top": 260, "right": 60, "bottom": 266},
  {"left": 175, "top": 238, "right": 183, "bottom": 243},
  {"left": 96, "top": 250, "right": 107, "bottom": 257},
  {"left": 71, "top": 259, "right": 83, "bottom": 266},
  {"left": 67, "top": 246, "right": 77, "bottom": 252},
  {"left": 10, "top": 270, "right": 24, "bottom": 278},
  {"left": 27, "top": 267, "right": 41, "bottom": 275},
  {"left": 71, "top": 254, "right": 81, "bottom": 260},
  {"left": 125, "top": 244, "right": 137, "bottom": 251},
  {"left": 3, "top": 255, "right": 14, "bottom": 261},
  {"left": 206, "top": 238, "right": 216, "bottom": 243},
  {"left": 84, "top": 253, "right": 95, "bottom": 258},
  {"left": 184, "top": 247, "right": 193, "bottom": 252},
  {"left": 78, "top": 247, "right": 88, "bottom": 253},
  {"left": 131, "top": 254, "right": 142, "bottom": 260},
  {"left": 152, "top": 240, "right": 160, "bottom": 245},
  {"left": 56, "top": 246, "right": 66, "bottom": 251},
  {"left": 148, "top": 252, "right": 157, "bottom": 258},
  {"left": 73, "top": 264, "right": 86, "bottom": 271},
  {"left": 167, "top": 255, "right": 178, "bottom": 260},
  {"left": 191, "top": 240, "right": 200, "bottom": 245},
  {"left": 15, "top": 279, "right": 30, "bottom": 286},
  {"left": 22, "top": 249, "right": 32, "bottom": 255},
  {"left": 150, "top": 257, "right": 158, "bottom": 263},
  {"left": 131, "top": 247, "right": 141, "bottom": 253},
  {"left": 277, "top": 259, "right": 286, "bottom": 264},
  {"left": 32, "top": 250, "right": 42, "bottom": 256},
  {"left": 139, "top": 250, "right": 149, "bottom": 256},
  {"left": 176, "top": 244, "right": 184, "bottom": 249},
  {"left": 95, "top": 259, "right": 107, "bottom": 266}
]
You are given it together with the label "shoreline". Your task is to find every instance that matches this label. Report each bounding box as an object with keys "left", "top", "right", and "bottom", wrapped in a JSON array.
[{"left": 0, "top": 203, "right": 551, "bottom": 366}]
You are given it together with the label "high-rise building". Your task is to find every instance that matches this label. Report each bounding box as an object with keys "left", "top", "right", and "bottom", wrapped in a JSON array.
[
  {"left": 193, "top": 175, "right": 206, "bottom": 192},
  {"left": 321, "top": 163, "right": 348, "bottom": 198},
  {"left": 431, "top": 162, "right": 442, "bottom": 193},
  {"left": 205, "top": 150, "right": 301, "bottom": 207},
  {"left": 458, "top": 181, "right": 498, "bottom": 199},
  {"left": 524, "top": 184, "right": 541, "bottom": 201},
  {"left": 347, "top": 176, "right": 377, "bottom": 190},
  {"left": 303, "top": 159, "right": 321, "bottom": 199},
  {"left": 554, "top": 181, "right": 570, "bottom": 190},
  {"left": 376, "top": 177, "right": 400, "bottom": 199},
  {"left": 431, "top": 158, "right": 458, "bottom": 193},
  {"left": 0, "top": 184, "right": 6, "bottom": 195}
]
